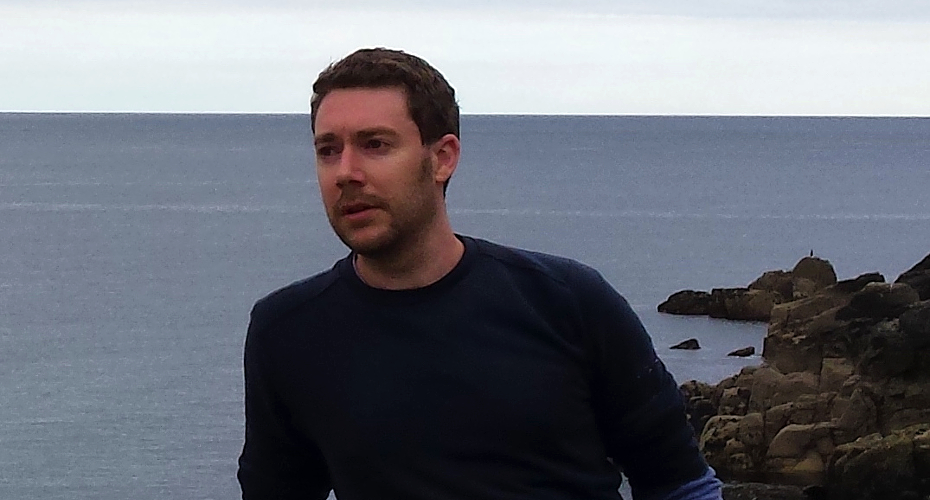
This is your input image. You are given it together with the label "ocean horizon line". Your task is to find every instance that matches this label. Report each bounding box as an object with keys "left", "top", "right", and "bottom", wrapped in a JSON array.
[
  {"left": 2, "top": 110, "right": 929, "bottom": 119},
  {"left": 3, "top": 201, "right": 928, "bottom": 222}
]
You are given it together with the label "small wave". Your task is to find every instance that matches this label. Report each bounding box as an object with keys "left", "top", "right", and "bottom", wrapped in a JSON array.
[
  {"left": 2, "top": 203, "right": 927, "bottom": 221},
  {"left": 0, "top": 180, "right": 315, "bottom": 187},
  {"left": 0, "top": 181, "right": 225, "bottom": 187},
  {"left": 450, "top": 208, "right": 930, "bottom": 221},
  {"left": 0, "top": 202, "right": 310, "bottom": 214}
]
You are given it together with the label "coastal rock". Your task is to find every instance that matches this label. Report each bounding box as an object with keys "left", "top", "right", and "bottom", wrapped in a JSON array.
[
  {"left": 678, "top": 252, "right": 930, "bottom": 492},
  {"left": 818, "top": 358, "right": 855, "bottom": 393},
  {"left": 719, "top": 387, "right": 751, "bottom": 416},
  {"left": 680, "top": 379, "right": 717, "bottom": 399},
  {"left": 763, "top": 307, "right": 842, "bottom": 375},
  {"left": 749, "top": 270, "right": 795, "bottom": 300},
  {"left": 790, "top": 257, "right": 837, "bottom": 291},
  {"left": 700, "top": 415, "right": 749, "bottom": 476},
  {"left": 681, "top": 379, "right": 721, "bottom": 437},
  {"left": 687, "top": 398, "right": 718, "bottom": 437},
  {"left": 895, "top": 252, "right": 930, "bottom": 300},
  {"left": 766, "top": 423, "right": 832, "bottom": 460},
  {"left": 900, "top": 300, "right": 930, "bottom": 349},
  {"left": 659, "top": 256, "right": 840, "bottom": 322},
  {"left": 763, "top": 423, "right": 835, "bottom": 484},
  {"left": 835, "top": 282, "right": 919, "bottom": 320},
  {"left": 771, "top": 373, "right": 820, "bottom": 409},
  {"left": 829, "top": 272, "right": 886, "bottom": 295},
  {"left": 878, "top": 379, "right": 930, "bottom": 434},
  {"left": 728, "top": 346, "right": 756, "bottom": 357},
  {"left": 657, "top": 290, "right": 713, "bottom": 315},
  {"left": 710, "top": 288, "right": 780, "bottom": 322},
  {"left": 670, "top": 338, "right": 701, "bottom": 350},
  {"left": 721, "top": 483, "right": 807, "bottom": 500},
  {"left": 827, "top": 424, "right": 930, "bottom": 500},
  {"left": 833, "top": 387, "right": 880, "bottom": 445},
  {"left": 857, "top": 319, "right": 916, "bottom": 378}
]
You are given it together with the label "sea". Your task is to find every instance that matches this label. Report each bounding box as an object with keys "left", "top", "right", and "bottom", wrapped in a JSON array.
[{"left": 1, "top": 113, "right": 928, "bottom": 499}]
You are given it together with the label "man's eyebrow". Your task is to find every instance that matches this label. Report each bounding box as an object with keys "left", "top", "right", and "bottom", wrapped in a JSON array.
[
  {"left": 313, "top": 128, "right": 399, "bottom": 145},
  {"left": 313, "top": 132, "right": 336, "bottom": 146},
  {"left": 355, "top": 128, "right": 399, "bottom": 140}
]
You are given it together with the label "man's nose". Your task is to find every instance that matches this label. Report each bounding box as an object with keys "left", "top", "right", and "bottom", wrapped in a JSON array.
[{"left": 335, "top": 146, "right": 365, "bottom": 187}]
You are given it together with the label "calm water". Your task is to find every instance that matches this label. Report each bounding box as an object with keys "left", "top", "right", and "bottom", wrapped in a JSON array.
[{"left": 1, "top": 114, "right": 929, "bottom": 499}]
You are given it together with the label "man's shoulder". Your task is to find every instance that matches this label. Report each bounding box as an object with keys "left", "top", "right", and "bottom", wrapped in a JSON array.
[
  {"left": 248, "top": 261, "right": 344, "bottom": 334},
  {"left": 470, "top": 237, "right": 603, "bottom": 289}
]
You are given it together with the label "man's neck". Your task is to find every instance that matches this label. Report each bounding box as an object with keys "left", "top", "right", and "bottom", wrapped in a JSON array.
[{"left": 354, "top": 227, "right": 464, "bottom": 290}]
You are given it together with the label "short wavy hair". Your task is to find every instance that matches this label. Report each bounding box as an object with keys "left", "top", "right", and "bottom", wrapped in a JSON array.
[{"left": 310, "top": 48, "right": 460, "bottom": 145}]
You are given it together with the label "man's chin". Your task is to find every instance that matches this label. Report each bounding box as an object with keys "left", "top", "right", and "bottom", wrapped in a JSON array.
[{"left": 336, "top": 228, "right": 396, "bottom": 258}]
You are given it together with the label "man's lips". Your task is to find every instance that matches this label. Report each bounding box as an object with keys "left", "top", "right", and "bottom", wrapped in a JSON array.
[
  {"left": 338, "top": 201, "right": 381, "bottom": 219},
  {"left": 340, "top": 203, "right": 374, "bottom": 215}
]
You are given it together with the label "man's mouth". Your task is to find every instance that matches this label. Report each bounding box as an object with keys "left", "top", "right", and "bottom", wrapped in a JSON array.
[{"left": 339, "top": 202, "right": 378, "bottom": 217}]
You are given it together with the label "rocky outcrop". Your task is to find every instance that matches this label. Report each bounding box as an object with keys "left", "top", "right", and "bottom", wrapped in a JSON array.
[
  {"left": 658, "top": 290, "right": 713, "bottom": 315},
  {"left": 729, "top": 347, "right": 756, "bottom": 357},
  {"left": 827, "top": 424, "right": 930, "bottom": 500},
  {"left": 763, "top": 273, "right": 885, "bottom": 375},
  {"left": 896, "top": 253, "right": 930, "bottom": 300},
  {"left": 676, "top": 252, "right": 930, "bottom": 500},
  {"left": 659, "top": 257, "right": 837, "bottom": 321},
  {"left": 671, "top": 338, "right": 701, "bottom": 350},
  {"left": 789, "top": 257, "right": 837, "bottom": 291}
]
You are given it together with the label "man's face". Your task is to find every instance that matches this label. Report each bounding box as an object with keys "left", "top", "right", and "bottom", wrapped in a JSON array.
[{"left": 313, "top": 87, "right": 442, "bottom": 257}]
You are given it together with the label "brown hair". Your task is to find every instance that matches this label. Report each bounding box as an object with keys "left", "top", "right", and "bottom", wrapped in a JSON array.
[{"left": 310, "top": 48, "right": 460, "bottom": 145}]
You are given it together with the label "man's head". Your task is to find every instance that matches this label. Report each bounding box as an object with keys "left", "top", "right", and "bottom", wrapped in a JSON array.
[
  {"left": 311, "top": 47, "right": 459, "bottom": 150},
  {"left": 311, "top": 49, "right": 461, "bottom": 259}
]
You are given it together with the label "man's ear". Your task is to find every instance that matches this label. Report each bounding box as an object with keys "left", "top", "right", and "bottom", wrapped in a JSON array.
[{"left": 431, "top": 133, "right": 460, "bottom": 185}]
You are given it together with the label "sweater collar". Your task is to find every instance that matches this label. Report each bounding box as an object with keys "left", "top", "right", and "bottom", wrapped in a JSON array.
[{"left": 337, "top": 234, "right": 477, "bottom": 304}]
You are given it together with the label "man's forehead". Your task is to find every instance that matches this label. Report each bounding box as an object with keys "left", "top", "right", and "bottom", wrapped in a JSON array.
[
  {"left": 316, "top": 87, "right": 409, "bottom": 119},
  {"left": 313, "top": 87, "right": 417, "bottom": 137}
]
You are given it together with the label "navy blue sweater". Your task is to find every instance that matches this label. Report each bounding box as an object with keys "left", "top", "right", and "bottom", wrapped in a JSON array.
[{"left": 238, "top": 236, "right": 713, "bottom": 499}]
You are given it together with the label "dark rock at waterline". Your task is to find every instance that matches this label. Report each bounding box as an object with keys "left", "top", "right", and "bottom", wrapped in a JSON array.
[
  {"left": 671, "top": 338, "right": 701, "bottom": 350},
  {"left": 657, "top": 288, "right": 779, "bottom": 321},
  {"left": 721, "top": 482, "right": 807, "bottom": 500},
  {"left": 728, "top": 346, "right": 756, "bottom": 357},
  {"left": 801, "top": 485, "right": 827, "bottom": 500},
  {"left": 657, "top": 290, "right": 713, "bottom": 315},
  {"left": 658, "top": 256, "right": 839, "bottom": 322}
]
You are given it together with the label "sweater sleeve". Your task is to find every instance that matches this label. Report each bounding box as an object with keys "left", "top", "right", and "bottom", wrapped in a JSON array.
[
  {"left": 574, "top": 268, "right": 721, "bottom": 500},
  {"left": 642, "top": 468, "right": 722, "bottom": 500},
  {"left": 237, "top": 311, "right": 332, "bottom": 500}
]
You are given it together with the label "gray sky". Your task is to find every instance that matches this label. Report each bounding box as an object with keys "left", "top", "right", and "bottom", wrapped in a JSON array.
[{"left": 2, "top": 1, "right": 929, "bottom": 114}]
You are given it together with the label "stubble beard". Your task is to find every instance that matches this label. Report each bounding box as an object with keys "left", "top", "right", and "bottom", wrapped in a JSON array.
[{"left": 329, "top": 156, "right": 439, "bottom": 260}]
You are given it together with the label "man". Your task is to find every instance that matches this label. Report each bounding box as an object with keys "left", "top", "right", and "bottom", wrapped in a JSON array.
[{"left": 238, "top": 48, "right": 721, "bottom": 500}]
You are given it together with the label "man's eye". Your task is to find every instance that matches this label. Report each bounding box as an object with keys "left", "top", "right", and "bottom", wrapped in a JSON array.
[
  {"left": 317, "top": 146, "right": 336, "bottom": 157},
  {"left": 365, "top": 139, "right": 385, "bottom": 149}
]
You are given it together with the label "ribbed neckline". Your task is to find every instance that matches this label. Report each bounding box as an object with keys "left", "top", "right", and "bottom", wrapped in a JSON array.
[{"left": 336, "top": 234, "right": 477, "bottom": 305}]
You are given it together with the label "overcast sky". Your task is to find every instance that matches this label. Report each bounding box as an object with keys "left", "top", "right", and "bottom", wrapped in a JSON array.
[{"left": 2, "top": 0, "right": 929, "bottom": 115}]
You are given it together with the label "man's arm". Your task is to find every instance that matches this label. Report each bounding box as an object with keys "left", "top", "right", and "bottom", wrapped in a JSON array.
[
  {"left": 238, "top": 313, "right": 331, "bottom": 500},
  {"left": 575, "top": 269, "right": 722, "bottom": 500}
]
